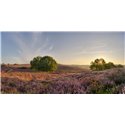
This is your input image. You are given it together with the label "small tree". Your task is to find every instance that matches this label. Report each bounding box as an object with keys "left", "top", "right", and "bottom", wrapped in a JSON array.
[
  {"left": 105, "top": 62, "right": 115, "bottom": 69},
  {"left": 30, "top": 56, "right": 57, "bottom": 71},
  {"left": 90, "top": 58, "right": 123, "bottom": 71},
  {"left": 90, "top": 58, "right": 106, "bottom": 71}
]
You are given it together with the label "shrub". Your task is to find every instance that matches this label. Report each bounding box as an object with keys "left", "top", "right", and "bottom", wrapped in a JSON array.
[
  {"left": 90, "top": 58, "right": 106, "bottom": 71},
  {"left": 105, "top": 62, "right": 116, "bottom": 69},
  {"left": 30, "top": 56, "right": 58, "bottom": 71},
  {"left": 86, "top": 79, "right": 120, "bottom": 94},
  {"left": 90, "top": 58, "right": 122, "bottom": 71}
]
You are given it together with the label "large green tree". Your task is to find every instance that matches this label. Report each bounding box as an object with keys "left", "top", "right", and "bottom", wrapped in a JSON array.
[{"left": 30, "top": 56, "right": 58, "bottom": 71}]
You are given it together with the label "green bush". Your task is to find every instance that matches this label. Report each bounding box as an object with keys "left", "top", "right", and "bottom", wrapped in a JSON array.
[
  {"left": 105, "top": 62, "right": 116, "bottom": 69},
  {"left": 90, "top": 58, "right": 123, "bottom": 71},
  {"left": 90, "top": 58, "right": 106, "bottom": 71},
  {"left": 88, "top": 80, "right": 118, "bottom": 94},
  {"left": 30, "top": 56, "right": 57, "bottom": 71}
]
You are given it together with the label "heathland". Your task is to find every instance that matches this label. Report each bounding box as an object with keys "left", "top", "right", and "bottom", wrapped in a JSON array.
[{"left": 1, "top": 62, "right": 125, "bottom": 94}]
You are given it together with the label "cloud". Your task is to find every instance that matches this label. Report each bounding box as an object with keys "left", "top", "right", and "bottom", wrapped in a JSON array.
[
  {"left": 76, "top": 41, "right": 112, "bottom": 55},
  {"left": 11, "top": 32, "right": 53, "bottom": 63},
  {"left": 77, "top": 50, "right": 113, "bottom": 55}
]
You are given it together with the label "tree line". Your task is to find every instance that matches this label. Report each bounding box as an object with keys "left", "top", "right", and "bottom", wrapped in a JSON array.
[
  {"left": 90, "top": 58, "right": 123, "bottom": 71},
  {"left": 30, "top": 56, "right": 124, "bottom": 71}
]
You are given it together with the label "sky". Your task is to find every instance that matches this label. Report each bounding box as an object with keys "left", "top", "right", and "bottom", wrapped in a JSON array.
[{"left": 1, "top": 32, "right": 125, "bottom": 65}]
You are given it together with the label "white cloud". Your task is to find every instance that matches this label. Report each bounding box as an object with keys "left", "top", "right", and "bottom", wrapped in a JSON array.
[
  {"left": 76, "top": 42, "right": 111, "bottom": 55},
  {"left": 11, "top": 32, "right": 53, "bottom": 63}
]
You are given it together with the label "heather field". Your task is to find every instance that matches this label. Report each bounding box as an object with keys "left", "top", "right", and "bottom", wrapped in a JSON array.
[{"left": 1, "top": 64, "right": 125, "bottom": 94}]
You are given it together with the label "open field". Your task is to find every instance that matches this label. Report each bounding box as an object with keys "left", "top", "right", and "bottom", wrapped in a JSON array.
[
  {"left": 1, "top": 64, "right": 125, "bottom": 94},
  {"left": 1, "top": 64, "right": 89, "bottom": 82}
]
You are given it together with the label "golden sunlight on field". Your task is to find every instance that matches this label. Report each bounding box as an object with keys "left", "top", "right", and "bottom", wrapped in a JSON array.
[{"left": 1, "top": 71, "right": 70, "bottom": 81}]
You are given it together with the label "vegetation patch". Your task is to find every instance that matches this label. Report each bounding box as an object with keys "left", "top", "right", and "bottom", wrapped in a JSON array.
[
  {"left": 30, "top": 56, "right": 58, "bottom": 72},
  {"left": 90, "top": 58, "right": 123, "bottom": 71}
]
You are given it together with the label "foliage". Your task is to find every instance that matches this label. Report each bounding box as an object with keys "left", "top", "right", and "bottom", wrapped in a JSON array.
[
  {"left": 90, "top": 58, "right": 123, "bottom": 71},
  {"left": 90, "top": 58, "right": 106, "bottom": 71},
  {"left": 30, "top": 56, "right": 42, "bottom": 70},
  {"left": 105, "top": 62, "right": 116, "bottom": 69},
  {"left": 87, "top": 80, "right": 119, "bottom": 94},
  {"left": 30, "top": 56, "right": 57, "bottom": 71}
]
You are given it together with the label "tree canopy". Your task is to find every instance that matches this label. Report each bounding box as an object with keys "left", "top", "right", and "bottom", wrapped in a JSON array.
[
  {"left": 30, "top": 56, "right": 58, "bottom": 71},
  {"left": 90, "top": 58, "right": 123, "bottom": 71}
]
